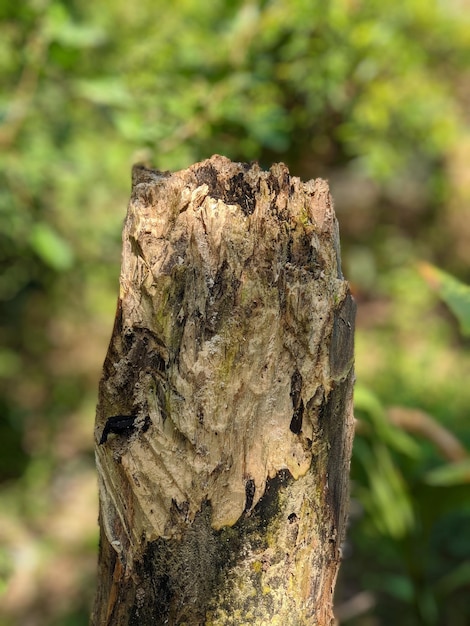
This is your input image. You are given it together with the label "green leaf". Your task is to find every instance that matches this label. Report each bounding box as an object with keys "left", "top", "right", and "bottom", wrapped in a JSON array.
[
  {"left": 355, "top": 440, "right": 415, "bottom": 538},
  {"left": 380, "top": 574, "right": 414, "bottom": 601},
  {"left": 435, "top": 560, "right": 470, "bottom": 595},
  {"left": 425, "top": 459, "right": 470, "bottom": 486},
  {"left": 29, "top": 223, "right": 74, "bottom": 271},
  {"left": 419, "top": 263, "right": 470, "bottom": 337},
  {"left": 354, "top": 384, "right": 421, "bottom": 457},
  {"left": 45, "top": 3, "right": 107, "bottom": 48},
  {"left": 74, "top": 78, "right": 132, "bottom": 107}
]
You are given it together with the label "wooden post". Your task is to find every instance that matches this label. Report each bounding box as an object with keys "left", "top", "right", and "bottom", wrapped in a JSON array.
[{"left": 91, "top": 155, "right": 355, "bottom": 626}]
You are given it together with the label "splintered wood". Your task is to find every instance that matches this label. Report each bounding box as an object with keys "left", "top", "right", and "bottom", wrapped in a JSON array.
[{"left": 92, "top": 155, "right": 355, "bottom": 626}]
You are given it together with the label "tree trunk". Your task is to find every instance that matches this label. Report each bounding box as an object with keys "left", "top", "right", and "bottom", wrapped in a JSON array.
[{"left": 91, "top": 155, "right": 355, "bottom": 626}]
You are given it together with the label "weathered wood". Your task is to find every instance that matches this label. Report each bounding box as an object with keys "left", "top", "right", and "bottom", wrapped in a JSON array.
[{"left": 92, "top": 155, "right": 355, "bottom": 625}]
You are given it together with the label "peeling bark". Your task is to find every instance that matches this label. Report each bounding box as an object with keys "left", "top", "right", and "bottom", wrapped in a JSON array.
[{"left": 92, "top": 155, "right": 355, "bottom": 625}]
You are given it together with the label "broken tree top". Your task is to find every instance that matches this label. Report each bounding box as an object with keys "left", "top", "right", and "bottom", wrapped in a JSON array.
[{"left": 96, "top": 154, "right": 354, "bottom": 544}]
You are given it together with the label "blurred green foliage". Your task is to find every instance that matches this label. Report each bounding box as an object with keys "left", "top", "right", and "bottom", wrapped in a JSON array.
[
  {"left": 420, "top": 262, "right": 470, "bottom": 337},
  {"left": 1, "top": 0, "right": 470, "bottom": 624}
]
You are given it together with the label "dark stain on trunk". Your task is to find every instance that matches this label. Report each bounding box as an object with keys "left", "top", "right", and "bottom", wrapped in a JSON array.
[{"left": 289, "top": 369, "right": 304, "bottom": 434}]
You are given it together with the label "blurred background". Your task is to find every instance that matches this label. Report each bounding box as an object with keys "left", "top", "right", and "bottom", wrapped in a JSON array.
[{"left": 1, "top": 1, "right": 470, "bottom": 624}]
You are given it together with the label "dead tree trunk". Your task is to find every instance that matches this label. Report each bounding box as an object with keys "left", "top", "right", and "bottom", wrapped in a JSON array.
[{"left": 92, "top": 155, "right": 355, "bottom": 626}]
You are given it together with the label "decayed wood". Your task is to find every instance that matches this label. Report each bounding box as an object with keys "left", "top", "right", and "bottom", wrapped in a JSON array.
[{"left": 92, "top": 155, "right": 355, "bottom": 625}]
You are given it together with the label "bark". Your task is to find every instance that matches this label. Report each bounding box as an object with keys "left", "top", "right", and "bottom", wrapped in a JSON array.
[{"left": 91, "top": 155, "right": 355, "bottom": 626}]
